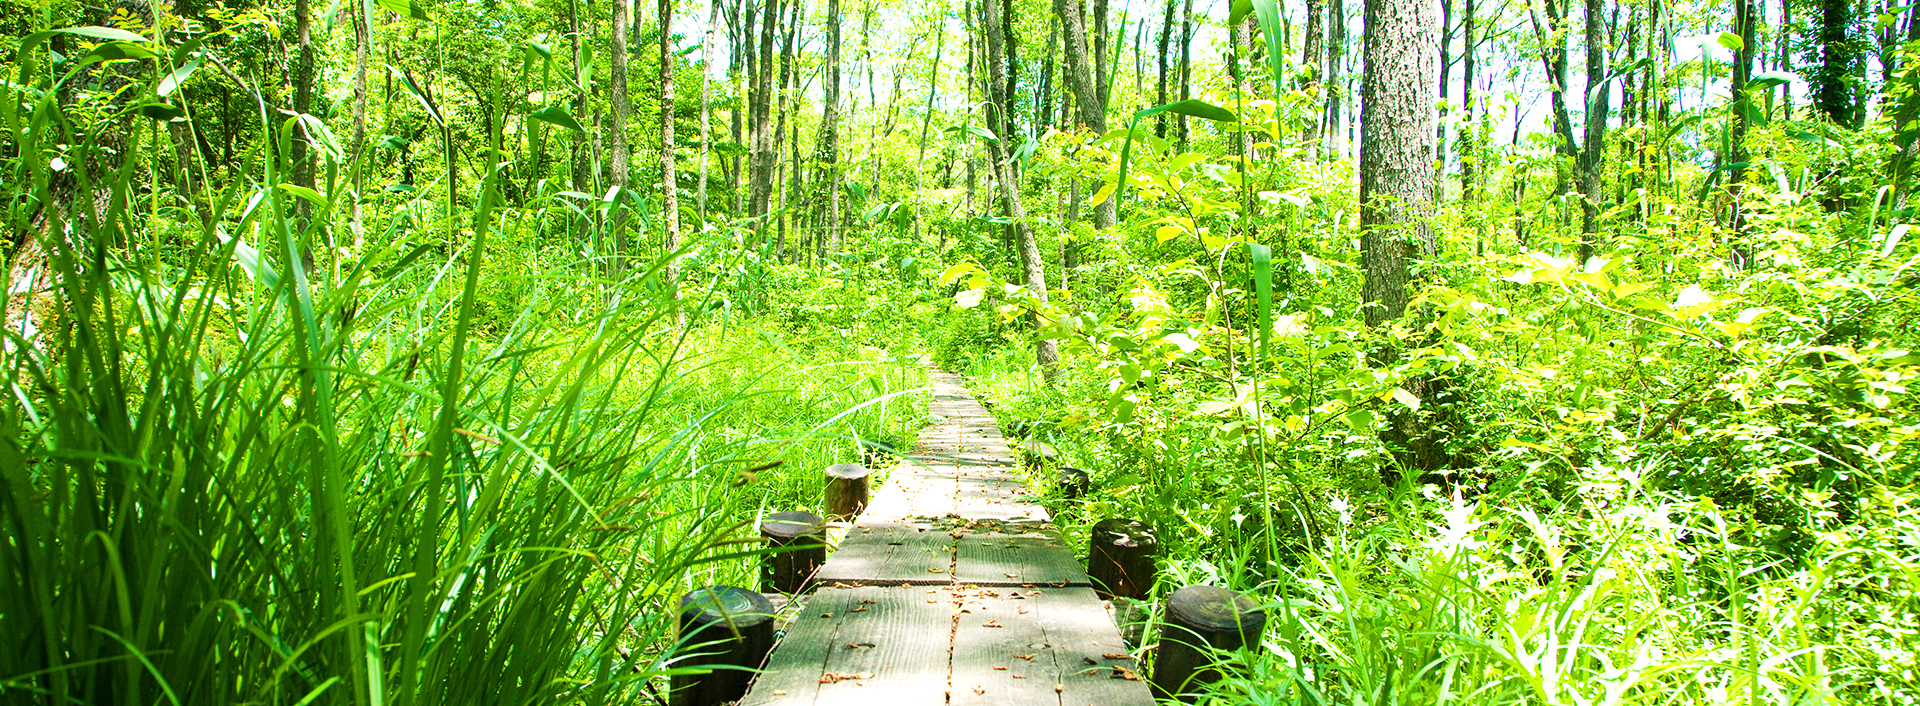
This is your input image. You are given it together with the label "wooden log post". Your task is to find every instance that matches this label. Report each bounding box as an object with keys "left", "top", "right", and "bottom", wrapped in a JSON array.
[
  {"left": 759, "top": 511, "right": 826, "bottom": 594},
  {"left": 1088, "top": 518, "right": 1157, "bottom": 600},
  {"left": 1150, "top": 585, "right": 1267, "bottom": 701},
  {"left": 669, "top": 585, "right": 777, "bottom": 706},
  {"left": 823, "top": 463, "right": 871, "bottom": 520},
  {"left": 1055, "top": 466, "right": 1090, "bottom": 498}
]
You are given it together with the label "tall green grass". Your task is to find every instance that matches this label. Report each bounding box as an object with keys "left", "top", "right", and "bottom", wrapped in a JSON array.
[{"left": 0, "top": 28, "right": 927, "bottom": 705}]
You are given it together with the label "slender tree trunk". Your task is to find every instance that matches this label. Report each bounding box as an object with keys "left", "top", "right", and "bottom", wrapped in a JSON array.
[
  {"left": 570, "top": 0, "right": 591, "bottom": 211},
  {"left": 1323, "top": 0, "right": 1347, "bottom": 156},
  {"left": 1302, "top": 0, "right": 1324, "bottom": 153},
  {"left": 293, "top": 0, "right": 314, "bottom": 201},
  {"left": 1093, "top": 0, "right": 1110, "bottom": 109},
  {"left": 1155, "top": 0, "right": 1174, "bottom": 137},
  {"left": 1729, "top": 0, "right": 1755, "bottom": 265},
  {"left": 697, "top": 0, "right": 720, "bottom": 218},
  {"left": 818, "top": 0, "right": 843, "bottom": 252},
  {"left": 661, "top": 0, "right": 685, "bottom": 324},
  {"left": 748, "top": 0, "right": 782, "bottom": 229},
  {"left": 1458, "top": 0, "right": 1474, "bottom": 198},
  {"left": 982, "top": 0, "right": 1060, "bottom": 382},
  {"left": 611, "top": 0, "right": 631, "bottom": 191},
  {"left": 1529, "top": 0, "right": 1577, "bottom": 227},
  {"left": 1177, "top": 0, "right": 1194, "bottom": 150},
  {"left": 914, "top": 21, "right": 945, "bottom": 241},
  {"left": 1361, "top": 0, "right": 1445, "bottom": 476},
  {"left": 1040, "top": 18, "right": 1058, "bottom": 133},
  {"left": 1575, "top": 0, "right": 1609, "bottom": 261},
  {"left": 1815, "top": 0, "right": 1858, "bottom": 126},
  {"left": 350, "top": 0, "right": 371, "bottom": 246},
  {"left": 1435, "top": 0, "right": 1451, "bottom": 170},
  {"left": 1055, "top": 0, "right": 1114, "bottom": 228}
]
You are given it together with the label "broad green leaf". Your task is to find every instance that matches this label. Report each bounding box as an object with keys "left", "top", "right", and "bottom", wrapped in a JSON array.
[
  {"left": 954, "top": 288, "right": 985, "bottom": 308},
  {"left": 79, "top": 41, "right": 157, "bottom": 63},
  {"left": 1251, "top": 242, "right": 1273, "bottom": 364},
  {"left": 1748, "top": 70, "right": 1796, "bottom": 90},
  {"left": 1715, "top": 31, "right": 1744, "bottom": 52},
  {"left": 1883, "top": 223, "right": 1910, "bottom": 258},
  {"left": 157, "top": 48, "right": 203, "bottom": 96},
  {"left": 1088, "top": 180, "right": 1117, "bottom": 207},
  {"left": 1391, "top": 388, "right": 1421, "bottom": 411},
  {"left": 376, "top": 0, "right": 430, "bottom": 20},
  {"left": 1344, "top": 408, "right": 1376, "bottom": 436},
  {"left": 1228, "top": 0, "right": 1254, "bottom": 25},
  {"left": 297, "top": 114, "right": 344, "bottom": 162},
  {"left": 135, "top": 102, "right": 185, "bottom": 121},
  {"left": 527, "top": 104, "right": 587, "bottom": 135},
  {"left": 19, "top": 26, "right": 149, "bottom": 56},
  {"left": 277, "top": 183, "right": 330, "bottom": 210},
  {"left": 1155, "top": 225, "right": 1183, "bottom": 243},
  {"left": 1133, "top": 99, "right": 1238, "bottom": 124}
]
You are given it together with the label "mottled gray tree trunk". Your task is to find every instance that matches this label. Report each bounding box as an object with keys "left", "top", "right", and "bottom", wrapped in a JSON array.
[{"left": 1360, "top": 0, "right": 1448, "bottom": 475}]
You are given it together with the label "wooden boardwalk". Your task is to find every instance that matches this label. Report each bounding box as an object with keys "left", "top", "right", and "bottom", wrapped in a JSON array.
[{"left": 739, "top": 372, "right": 1154, "bottom": 706}]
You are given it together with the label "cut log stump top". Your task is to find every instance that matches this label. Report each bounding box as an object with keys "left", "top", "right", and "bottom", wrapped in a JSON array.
[
  {"left": 739, "top": 371, "right": 1152, "bottom": 705},
  {"left": 825, "top": 463, "right": 872, "bottom": 480}
]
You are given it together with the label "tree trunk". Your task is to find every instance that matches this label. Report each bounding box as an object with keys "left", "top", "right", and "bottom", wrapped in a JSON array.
[
  {"left": 661, "top": 0, "right": 684, "bottom": 325},
  {"left": 1302, "top": 0, "right": 1323, "bottom": 153},
  {"left": 1815, "top": 0, "right": 1858, "bottom": 126},
  {"left": 748, "top": 0, "right": 782, "bottom": 229},
  {"left": 1434, "top": 0, "right": 1451, "bottom": 169},
  {"left": 570, "top": 0, "right": 591, "bottom": 210},
  {"left": 1458, "top": 0, "right": 1474, "bottom": 198},
  {"left": 1040, "top": 18, "right": 1058, "bottom": 134},
  {"left": 1729, "top": 0, "right": 1755, "bottom": 265},
  {"left": 610, "top": 0, "right": 633, "bottom": 270},
  {"left": 1360, "top": 0, "right": 1445, "bottom": 475},
  {"left": 982, "top": 0, "right": 1060, "bottom": 382},
  {"left": 1323, "top": 0, "right": 1346, "bottom": 156},
  {"left": 350, "top": 0, "right": 371, "bottom": 246},
  {"left": 697, "top": 0, "right": 720, "bottom": 218},
  {"left": 818, "top": 0, "right": 843, "bottom": 252},
  {"left": 1176, "top": 0, "right": 1194, "bottom": 150},
  {"left": 1155, "top": 0, "right": 1174, "bottom": 137},
  {"left": 914, "top": 22, "right": 945, "bottom": 241},
  {"left": 1054, "top": 0, "right": 1115, "bottom": 229},
  {"left": 293, "top": 0, "right": 314, "bottom": 202},
  {"left": 1575, "top": 0, "right": 1608, "bottom": 262},
  {"left": 611, "top": 0, "right": 631, "bottom": 191}
]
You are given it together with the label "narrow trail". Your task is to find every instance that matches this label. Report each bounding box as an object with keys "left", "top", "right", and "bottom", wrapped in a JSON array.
[{"left": 739, "top": 371, "right": 1153, "bottom": 705}]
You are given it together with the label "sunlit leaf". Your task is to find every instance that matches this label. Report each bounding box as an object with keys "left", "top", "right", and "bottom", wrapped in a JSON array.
[
  {"left": 376, "top": 0, "right": 430, "bottom": 20},
  {"left": 527, "top": 104, "right": 587, "bottom": 135}
]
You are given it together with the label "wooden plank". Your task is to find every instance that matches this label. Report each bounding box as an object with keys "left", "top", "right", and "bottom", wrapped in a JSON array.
[
  {"left": 953, "top": 532, "right": 1089, "bottom": 587},
  {"left": 949, "top": 587, "right": 1152, "bottom": 706},
  {"left": 739, "top": 586, "right": 955, "bottom": 706},
  {"left": 813, "top": 524, "right": 955, "bottom": 586}
]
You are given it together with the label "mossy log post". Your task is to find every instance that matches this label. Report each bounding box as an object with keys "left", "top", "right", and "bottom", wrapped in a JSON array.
[
  {"left": 669, "top": 586, "right": 777, "bottom": 706},
  {"left": 1055, "top": 466, "right": 1090, "bottom": 498},
  {"left": 1150, "top": 585, "right": 1266, "bottom": 701},
  {"left": 758, "top": 511, "right": 825, "bottom": 594},
  {"left": 823, "top": 463, "right": 871, "bottom": 520},
  {"left": 1088, "top": 517, "right": 1156, "bottom": 600}
]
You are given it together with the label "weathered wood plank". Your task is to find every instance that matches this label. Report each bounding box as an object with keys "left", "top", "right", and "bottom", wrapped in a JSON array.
[
  {"left": 950, "top": 586, "right": 1152, "bottom": 706},
  {"left": 738, "top": 586, "right": 954, "bottom": 706},
  {"left": 812, "top": 524, "right": 955, "bottom": 586},
  {"left": 953, "top": 532, "right": 1089, "bottom": 587}
]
